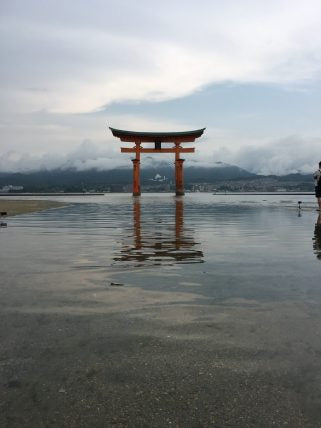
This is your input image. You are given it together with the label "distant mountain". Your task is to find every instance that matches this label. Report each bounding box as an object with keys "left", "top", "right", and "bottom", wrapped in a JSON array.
[
  {"left": 0, "top": 163, "right": 256, "bottom": 192},
  {"left": 184, "top": 163, "right": 256, "bottom": 181},
  {"left": 0, "top": 164, "right": 313, "bottom": 193}
]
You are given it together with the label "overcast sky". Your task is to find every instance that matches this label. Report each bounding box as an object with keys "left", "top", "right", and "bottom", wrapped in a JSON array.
[{"left": 1, "top": 0, "right": 321, "bottom": 174}]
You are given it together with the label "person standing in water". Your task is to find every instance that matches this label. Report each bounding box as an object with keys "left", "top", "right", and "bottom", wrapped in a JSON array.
[{"left": 314, "top": 162, "right": 321, "bottom": 211}]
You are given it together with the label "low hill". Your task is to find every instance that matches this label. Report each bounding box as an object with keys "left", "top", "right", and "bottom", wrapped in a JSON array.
[
  {"left": 0, "top": 164, "right": 314, "bottom": 193},
  {"left": 0, "top": 163, "right": 256, "bottom": 192}
]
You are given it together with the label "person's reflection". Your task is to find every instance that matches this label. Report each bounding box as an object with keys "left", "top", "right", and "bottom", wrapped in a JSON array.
[
  {"left": 114, "top": 197, "right": 203, "bottom": 265},
  {"left": 313, "top": 214, "right": 321, "bottom": 260}
]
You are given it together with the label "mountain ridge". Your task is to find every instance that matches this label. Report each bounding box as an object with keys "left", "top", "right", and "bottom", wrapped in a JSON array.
[{"left": 0, "top": 164, "right": 314, "bottom": 193}]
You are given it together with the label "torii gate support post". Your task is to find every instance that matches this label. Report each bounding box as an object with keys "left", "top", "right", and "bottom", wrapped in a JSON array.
[
  {"left": 174, "top": 141, "right": 185, "bottom": 196},
  {"left": 175, "top": 159, "right": 185, "bottom": 196},
  {"left": 132, "top": 141, "right": 141, "bottom": 196}
]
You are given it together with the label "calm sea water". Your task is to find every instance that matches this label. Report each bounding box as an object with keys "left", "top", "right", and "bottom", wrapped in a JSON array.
[{"left": 1, "top": 193, "right": 320, "bottom": 303}]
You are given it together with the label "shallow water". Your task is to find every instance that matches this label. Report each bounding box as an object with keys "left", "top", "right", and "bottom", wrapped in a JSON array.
[
  {"left": 1, "top": 193, "right": 321, "bottom": 303},
  {"left": 1, "top": 193, "right": 321, "bottom": 426}
]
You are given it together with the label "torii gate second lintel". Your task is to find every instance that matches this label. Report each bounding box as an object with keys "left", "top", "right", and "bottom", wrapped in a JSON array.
[{"left": 109, "top": 127, "right": 206, "bottom": 196}]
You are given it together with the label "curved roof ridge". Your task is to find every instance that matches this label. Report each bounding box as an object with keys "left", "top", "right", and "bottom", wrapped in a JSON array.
[{"left": 109, "top": 127, "right": 206, "bottom": 142}]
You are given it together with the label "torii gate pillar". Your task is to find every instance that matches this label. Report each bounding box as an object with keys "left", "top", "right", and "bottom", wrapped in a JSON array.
[
  {"left": 175, "top": 158, "right": 185, "bottom": 196},
  {"left": 132, "top": 159, "right": 141, "bottom": 196}
]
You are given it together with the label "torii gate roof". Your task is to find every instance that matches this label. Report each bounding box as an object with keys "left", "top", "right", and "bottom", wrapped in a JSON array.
[{"left": 109, "top": 127, "right": 206, "bottom": 142}]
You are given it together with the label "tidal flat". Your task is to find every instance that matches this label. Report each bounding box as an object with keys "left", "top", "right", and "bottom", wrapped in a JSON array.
[
  {"left": 1, "top": 193, "right": 321, "bottom": 427},
  {"left": 0, "top": 199, "right": 67, "bottom": 217}
]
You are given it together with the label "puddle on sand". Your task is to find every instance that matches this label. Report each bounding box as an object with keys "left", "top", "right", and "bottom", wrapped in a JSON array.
[{"left": 1, "top": 193, "right": 321, "bottom": 311}]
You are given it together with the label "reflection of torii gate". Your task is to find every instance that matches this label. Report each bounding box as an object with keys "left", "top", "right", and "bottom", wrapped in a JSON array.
[
  {"left": 113, "top": 198, "right": 204, "bottom": 265},
  {"left": 109, "top": 127, "right": 206, "bottom": 196}
]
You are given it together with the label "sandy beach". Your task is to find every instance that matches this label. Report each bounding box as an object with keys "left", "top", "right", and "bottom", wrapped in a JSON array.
[{"left": 0, "top": 199, "right": 68, "bottom": 217}]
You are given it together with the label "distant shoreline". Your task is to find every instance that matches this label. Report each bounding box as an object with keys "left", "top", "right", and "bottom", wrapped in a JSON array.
[
  {"left": 212, "top": 192, "right": 314, "bottom": 196},
  {"left": 0, "top": 191, "right": 315, "bottom": 197}
]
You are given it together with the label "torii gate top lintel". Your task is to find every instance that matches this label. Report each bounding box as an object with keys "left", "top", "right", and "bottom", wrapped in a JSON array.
[
  {"left": 109, "top": 127, "right": 206, "bottom": 143},
  {"left": 109, "top": 126, "right": 206, "bottom": 196}
]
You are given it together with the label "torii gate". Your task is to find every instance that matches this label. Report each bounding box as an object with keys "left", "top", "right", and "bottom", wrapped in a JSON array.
[{"left": 109, "top": 127, "right": 205, "bottom": 196}]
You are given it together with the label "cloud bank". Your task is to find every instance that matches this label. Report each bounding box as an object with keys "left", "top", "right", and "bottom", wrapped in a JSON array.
[
  {"left": 1, "top": 135, "right": 319, "bottom": 176},
  {"left": 210, "top": 136, "right": 321, "bottom": 175}
]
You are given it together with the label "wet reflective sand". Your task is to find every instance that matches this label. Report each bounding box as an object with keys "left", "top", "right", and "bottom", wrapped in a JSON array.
[{"left": 1, "top": 193, "right": 321, "bottom": 427}]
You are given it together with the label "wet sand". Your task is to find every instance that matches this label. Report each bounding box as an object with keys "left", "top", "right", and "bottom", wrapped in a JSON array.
[
  {"left": 0, "top": 270, "right": 318, "bottom": 427},
  {"left": 0, "top": 199, "right": 67, "bottom": 216}
]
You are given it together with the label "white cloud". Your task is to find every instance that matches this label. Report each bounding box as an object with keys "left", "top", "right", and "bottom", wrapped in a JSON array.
[
  {"left": 0, "top": 140, "right": 127, "bottom": 172},
  {"left": 1, "top": 0, "right": 321, "bottom": 113},
  {"left": 197, "top": 134, "right": 321, "bottom": 175},
  {"left": 0, "top": 110, "right": 197, "bottom": 171},
  {"left": 231, "top": 136, "right": 321, "bottom": 175}
]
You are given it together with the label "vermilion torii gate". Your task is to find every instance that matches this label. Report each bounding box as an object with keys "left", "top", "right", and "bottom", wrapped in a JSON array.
[{"left": 109, "top": 127, "right": 206, "bottom": 196}]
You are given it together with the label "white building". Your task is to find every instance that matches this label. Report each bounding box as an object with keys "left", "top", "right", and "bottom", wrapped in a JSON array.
[{"left": 0, "top": 184, "right": 24, "bottom": 192}]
